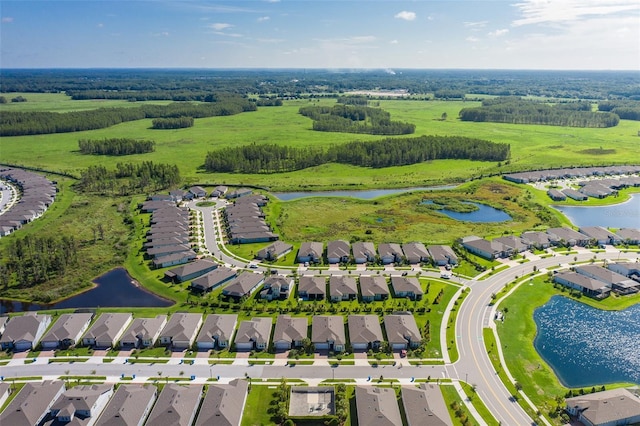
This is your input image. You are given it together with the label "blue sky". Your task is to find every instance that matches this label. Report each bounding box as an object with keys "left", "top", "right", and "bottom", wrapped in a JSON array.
[{"left": 1, "top": 0, "right": 639, "bottom": 69}]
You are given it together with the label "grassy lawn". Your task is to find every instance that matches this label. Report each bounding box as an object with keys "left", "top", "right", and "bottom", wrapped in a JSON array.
[
  {"left": 241, "top": 385, "right": 280, "bottom": 426},
  {"left": 445, "top": 287, "right": 468, "bottom": 363},
  {"left": 461, "top": 382, "right": 499, "bottom": 426},
  {"left": 441, "top": 384, "right": 482, "bottom": 426}
]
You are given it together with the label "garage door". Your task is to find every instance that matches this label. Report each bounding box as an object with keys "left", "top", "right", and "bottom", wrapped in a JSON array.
[
  {"left": 314, "top": 342, "right": 329, "bottom": 351},
  {"left": 275, "top": 341, "right": 291, "bottom": 351},
  {"left": 391, "top": 343, "right": 406, "bottom": 350},
  {"left": 352, "top": 343, "right": 368, "bottom": 351}
]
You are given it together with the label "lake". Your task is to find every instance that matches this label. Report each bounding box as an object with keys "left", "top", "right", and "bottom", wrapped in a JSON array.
[
  {"left": 272, "top": 185, "right": 458, "bottom": 201},
  {"left": 422, "top": 200, "right": 512, "bottom": 223},
  {"left": 0, "top": 268, "right": 173, "bottom": 313},
  {"left": 553, "top": 193, "right": 640, "bottom": 228},
  {"left": 534, "top": 295, "right": 640, "bottom": 387}
]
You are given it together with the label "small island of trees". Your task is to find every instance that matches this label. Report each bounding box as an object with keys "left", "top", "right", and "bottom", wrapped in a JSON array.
[
  {"left": 78, "top": 138, "right": 156, "bottom": 155},
  {"left": 299, "top": 104, "right": 416, "bottom": 135}
]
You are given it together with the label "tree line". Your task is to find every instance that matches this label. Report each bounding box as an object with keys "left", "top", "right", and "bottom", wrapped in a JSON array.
[
  {"left": 76, "top": 161, "right": 180, "bottom": 195},
  {"left": 598, "top": 100, "right": 640, "bottom": 121},
  {"left": 78, "top": 138, "right": 156, "bottom": 155},
  {"left": 459, "top": 97, "right": 620, "bottom": 128},
  {"left": 0, "top": 96, "right": 256, "bottom": 136},
  {"left": 151, "top": 117, "right": 194, "bottom": 129},
  {"left": 204, "top": 136, "right": 509, "bottom": 173},
  {"left": 299, "top": 104, "right": 415, "bottom": 135}
]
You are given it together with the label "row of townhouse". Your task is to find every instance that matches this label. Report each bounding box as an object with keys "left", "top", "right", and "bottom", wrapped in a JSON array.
[
  {"left": 503, "top": 165, "right": 640, "bottom": 184},
  {"left": 222, "top": 194, "right": 279, "bottom": 244},
  {"left": 461, "top": 226, "right": 640, "bottom": 260},
  {"left": 0, "top": 379, "right": 249, "bottom": 426},
  {"left": 293, "top": 240, "right": 458, "bottom": 266},
  {"left": 547, "top": 175, "right": 640, "bottom": 201},
  {"left": 553, "top": 262, "right": 640, "bottom": 299},
  {"left": 298, "top": 275, "right": 425, "bottom": 302},
  {"left": 0, "top": 168, "right": 57, "bottom": 237}
]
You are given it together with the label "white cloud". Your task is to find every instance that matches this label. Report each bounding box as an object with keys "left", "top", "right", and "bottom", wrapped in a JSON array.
[
  {"left": 395, "top": 11, "right": 416, "bottom": 21},
  {"left": 257, "top": 16, "right": 270, "bottom": 22},
  {"left": 512, "top": 0, "right": 640, "bottom": 26},
  {"left": 265, "top": 0, "right": 280, "bottom": 2},
  {"left": 209, "top": 23, "right": 233, "bottom": 31},
  {"left": 464, "top": 21, "right": 488, "bottom": 28},
  {"left": 488, "top": 28, "right": 509, "bottom": 37},
  {"left": 466, "top": 36, "right": 479, "bottom": 42},
  {"left": 213, "top": 31, "right": 243, "bottom": 38},
  {"left": 257, "top": 38, "right": 284, "bottom": 43},
  {"left": 2, "top": 17, "right": 13, "bottom": 23},
  {"left": 97, "top": 23, "right": 104, "bottom": 28},
  {"left": 390, "top": 39, "right": 399, "bottom": 44}
]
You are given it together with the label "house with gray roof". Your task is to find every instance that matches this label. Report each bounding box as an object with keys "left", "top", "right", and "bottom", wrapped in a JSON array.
[
  {"left": 546, "top": 227, "right": 590, "bottom": 247},
  {"left": 297, "top": 242, "right": 323, "bottom": 264},
  {"left": 158, "top": 313, "right": 203, "bottom": 349},
  {"left": 273, "top": 315, "right": 308, "bottom": 351},
  {"left": 327, "top": 240, "right": 350, "bottom": 264},
  {"left": 329, "top": 275, "right": 358, "bottom": 301},
  {"left": 298, "top": 276, "right": 327, "bottom": 301},
  {"left": 222, "top": 272, "right": 265, "bottom": 299},
  {"left": 348, "top": 315, "right": 384, "bottom": 351},
  {"left": 234, "top": 317, "right": 273, "bottom": 351},
  {"left": 575, "top": 264, "right": 640, "bottom": 295},
  {"left": 196, "top": 314, "right": 238, "bottom": 350},
  {"left": 211, "top": 185, "right": 228, "bottom": 198},
  {"left": 260, "top": 276, "right": 294, "bottom": 301},
  {"left": 390, "top": 276, "right": 423, "bottom": 300},
  {"left": 616, "top": 228, "right": 640, "bottom": 244},
  {"left": 460, "top": 236, "right": 511, "bottom": 260},
  {"left": 82, "top": 313, "right": 132, "bottom": 348},
  {"left": 225, "top": 188, "right": 252, "bottom": 199},
  {"left": 153, "top": 250, "right": 197, "bottom": 269},
  {"left": 378, "top": 243, "right": 404, "bottom": 264},
  {"left": 355, "top": 386, "right": 402, "bottom": 426},
  {"left": 195, "top": 379, "right": 248, "bottom": 426},
  {"left": 402, "top": 242, "right": 430, "bottom": 264},
  {"left": 566, "top": 388, "right": 640, "bottom": 426},
  {"left": 164, "top": 259, "right": 218, "bottom": 283},
  {"left": 563, "top": 188, "right": 588, "bottom": 201},
  {"left": 384, "top": 314, "right": 422, "bottom": 350},
  {"left": 402, "top": 384, "right": 453, "bottom": 426},
  {"left": 40, "top": 313, "right": 93, "bottom": 350},
  {"left": 547, "top": 189, "right": 566, "bottom": 201},
  {"left": 427, "top": 245, "right": 458, "bottom": 265},
  {"left": 607, "top": 262, "right": 640, "bottom": 280},
  {"left": 43, "top": 384, "right": 114, "bottom": 426},
  {"left": 189, "top": 186, "right": 207, "bottom": 198},
  {"left": 0, "top": 312, "right": 52, "bottom": 351},
  {"left": 119, "top": 315, "right": 168, "bottom": 348},
  {"left": 255, "top": 241, "right": 293, "bottom": 261},
  {"left": 312, "top": 315, "right": 346, "bottom": 352},
  {"left": 190, "top": 266, "right": 237, "bottom": 292},
  {"left": 494, "top": 235, "right": 530, "bottom": 253},
  {"left": 553, "top": 272, "right": 610, "bottom": 299},
  {"left": 352, "top": 241, "right": 376, "bottom": 264},
  {"left": 359, "top": 276, "right": 390, "bottom": 302},
  {"left": 95, "top": 384, "right": 157, "bottom": 426},
  {"left": 521, "top": 231, "right": 551, "bottom": 249},
  {"left": 145, "top": 384, "right": 203, "bottom": 426},
  {"left": 0, "top": 381, "right": 66, "bottom": 426},
  {"left": 579, "top": 226, "right": 621, "bottom": 245}
]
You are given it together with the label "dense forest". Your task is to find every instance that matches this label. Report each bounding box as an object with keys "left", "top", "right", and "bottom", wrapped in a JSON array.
[
  {"left": 0, "top": 95, "right": 256, "bottom": 136},
  {"left": 459, "top": 97, "right": 620, "bottom": 128},
  {"left": 76, "top": 161, "right": 181, "bottom": 195},
  {"left": 299, "top": 104, "right": 415, "bottom": 135},
  {"left": 598, "top": 100, "right": 640, "bottom": 121},
  {"left": 78, "top": 138, "right": 155, "bottom": 155},
  {"left": 204, "top": 136, "right": 509, "bottom": 173},
  {"left": 151, "top": 117, "right": 194, "bottom": 129}
]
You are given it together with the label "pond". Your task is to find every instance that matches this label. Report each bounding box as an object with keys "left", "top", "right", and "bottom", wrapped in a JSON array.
[
  {"left": 422, "top": 200, "right": 512, "bottom": 223},
  {"left": 272, "top": 185, "right": 458, "bottom": 201},
  {"left": 552, "top": 193, "right": 640, "bottom": 228},
  {"left": 533, "top": 295, "right": 640, "bottom": 387},
  {"left": 0, "top": 268, "right": 173, "bottom": 314}
]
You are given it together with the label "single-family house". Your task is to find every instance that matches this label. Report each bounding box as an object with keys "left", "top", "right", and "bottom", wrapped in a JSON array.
[
  {"left": 311, "top": 316, "right": 346, "bottom": 352},
  {"left": 189, "top": 186, "right": 207, "bottom": 198},
  {"left": 169, "top": 189, "right": 190, "bottom": 202},
  {"left": 402, "top": 242, "right": 430, "bottom": 264},
  {"left": 226, "top": 188, "right": 253, "bottom": 199},
  {"left": 348, "top": 315, "right": 384, "bottom": 351},
  {"left": 402, "top": 384, "right": 453, "bottom": 426},
  {"left": 234, "top": 317, "right": 273, "bottom": 351},
  {"left": 158, "top": 313, "right": 203, "bottom": 349},
  {"left": 195, "top": 379, "right": 248, "bottom": 426},
  {"left": 329, "top": 275, "right": 358, "bottom": 302},
  {"left": 359, "top": 276, "right": 390, "bottom": 302},
  {"left": 616, "top": 228, "right": 640, "bottom": 245},
  {"left": 493, "top": 235, "right": 529, "bottom": 253},
  {"left": 272, "top": 315, "right": 308, "bottom": 351},
  {"left": 575, "top": 264, "right": 640, "bottom": 295},
  {"left": 390, "top": 276, "right": 423, "bottom": 300},
  {"left": 40, "top": 313, "right": 93, "bottom": 350},
  {"left": 553, "top": 272, "right": 610, "bottom": 299},
  {"left": 607, "top": 262, "right": 640, "bottom": 280},
  {"left": 211, "top": 185, "right": 228, "bottom": 198},
  {"left": 119, "top": 315, "right": 168, "bottom": 348},
  {"left": 44, "top": 384, "right": 114, "bottom": 426},
  {"left": 352, "top": 241, "right": 376, "bottom": 264},
  {"left": 190, "top": 267, "right": 237, "bottom": 292},
  {"left": 82, "top": 313, "right": 132, "bottom": 349},
  {"left": 566, "top": 388, "right": 640, "bottom": 426},
  {"left": 196, "top": 314, "right": 238, "bottom": 350},
  {"left": 298, "top": 276, "right": 327, "bottom": 301},
  {"left": 260, "top": 276, "right": 294, "bottom": 301},
  {"left": 153, "top": 250, "right": 197, "bottom": 269},
  {"left": 95, "top": 384, "right": 157, "bottom": 426},
  {"left": 355, "top": 386, "right": 402, "bottom": 426},
  {"left": 0, "top": 312, "right": 52, "bottom": 351},
  {"left": 547, "top": 189, "right": 566, "bottom": 201},
  {"left": 521, "top": 231, "right": 551, "bottom": 250},
  {"left": 384, "top": 314, "right": 422, "bottom": 350},
  {"left": 0, "top": 381, "right": 66, "bottom": 426},
  {"left": 255, "top": 241, "right": 293, "bottom": 261},
  {"left": 546, "top": 227, "right": 591, "bottom": 247},
  {"left": 579, "top": 226, "right": 621, "bottom": 246},
  {"left": 378, "top": 243, "right": 404, "bottom": 264},
  {"left": 563, "top": 188, "right": 588, "bottom": 201},
  {"left": 164, "top": 259, "right": 218, "bottom": 283},
  {"left": 145, "top": 384, "right": 203, "bottom": 426},
  {"left": 326, "top": 240, "right": 350, "bottom": 264},
  {"left": 297, "top": 242, "right": 324, "bottom": 264},
  {"left": 460, "top": 236, "right": 510, "bottom": 260},
  {"left": 222, "top": 272, "right": 265, "bottom": 299},
  {"left": 427, "top": 245, "right": 458, "bottom": 266}
]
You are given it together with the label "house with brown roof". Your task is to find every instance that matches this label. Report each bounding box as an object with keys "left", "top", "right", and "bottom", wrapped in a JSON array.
[
  {"left": 493, "top": 235, "right": 530, "bottom": 253},
  {"left": 327, "top": 240, "right": 350, "bottom": 264},
  {"left": 352, "top": 241, "right": 376, "bottom": 264},
  {"left": 402, "top": 242, "right": 430, "bottom": 264},
  {"left": 546, "top": 227, "right": 590, "bottom": 247},
  {"left": 95, "top": 384, "right": 157, "bottom": 426},
  {"left": 119, "top": 315, "right": 168, "bottom": 348},
  {"left": 190, "top": 266, "right": 237, "bottom": 292},
  {"left": 348, "top": 315, "right": 384, "bottom": 351},
  {"left": 329, "top": 275, "right": 358, "bottom": 301},
  {"left": 460, "top": 236, "right": 511, "bottom": 260},
  {"left": 40, "top": 313, "right": 94, "bottom": 350},
  {"left": 0, "top": 381, "right": 66, "bottom": 426},
  {"left": 196, "top": 314, "right": 238, "bottom": 350},
  {"left": 259, "top": 276, "right": 294, "bottom": 301},
  {"left": 273, "top": 315, "right": 308, "bottom": 351},
  {"left": 234, "top": 317, "right": 273, "bottom": 351},
  {"left": 384, "top": 314, "right": 422, "bottom": 350},
  {"left": 566, "top": 388, "right": 640, "bottom": 426},
  {"left": 402, "top": 384, "right": 453, "bottom": 426},
  {"left": 195, "top": 379, "right": 248, "bottom": 426},
  {"left": 222, "top": 272, "right": 265, "bottom": 299},
  {"left": 378, "top": 243, "right": 404, "bottom": 264},
  {"left": 297, "top": 242, "right": 324, "bottom": 264},
  {"left": 359, "top": 276, "right": 390, "bottom": 302},
  {"left": 82, "top": 313, "right": 132, "bottom": 349},
  {"left": 427, "top": 245, "right": 458, "bottom": 266},
  {"left": 158, "top": 313, "right": 203, "bottom": 349},
  {"left": 298, "top": 276, "right": 327, "bottom": 301},
  {"left": 579, "top": 226, "right": 621, "bottom": 246},
  {"left": 355, "top": 386, "right": 402, "bottom": 426},
  {"left": 0, "top": 312, "right": 52, "bottom": 351},
  {"left": 616, "top": 228, "right": 640, "bottom": 244},
  {"left": 521, "top": 231, "right": 551, "bottom": 249},
  {"left": 255, "top": 241, "right": 293, "bottom": 261},
  {"left": 43, "top": 384, "right": 114, "bottom": 426},
  {"left": 145, "top": 384, "right": 203, "bottom": 426},
  {"left": 312, "top": 316, "right": 346, "bottom": 352},
  {"left": 390, "top": 276, "right": 423, "bottom": 300}
]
